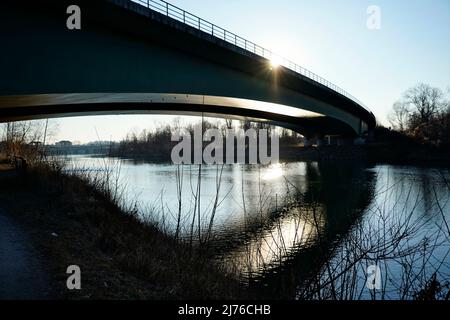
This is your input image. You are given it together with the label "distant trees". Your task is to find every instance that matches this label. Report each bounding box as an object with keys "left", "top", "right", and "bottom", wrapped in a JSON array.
[
  {"left": 0, "top": 120, "right": 58, "bottom": 158},
  {"left": 388, "top": 83, "right": 450, "bottom": 147},
  {"left": 114, "top": 118, "right": 303, "bottom": 161}
]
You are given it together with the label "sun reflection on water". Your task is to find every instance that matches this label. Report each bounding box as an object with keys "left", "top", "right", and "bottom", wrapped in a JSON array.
[
  {"left": 223, "top": 205, "right": 326, "bottom": 276},
  {"left": 262, "top": 163, "right": 284, "bottom": 181}
]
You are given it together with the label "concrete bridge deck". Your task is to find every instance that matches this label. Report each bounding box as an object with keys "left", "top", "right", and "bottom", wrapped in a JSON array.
[{"left": 0, "top": 0, "right": 376, "bottom": 138}]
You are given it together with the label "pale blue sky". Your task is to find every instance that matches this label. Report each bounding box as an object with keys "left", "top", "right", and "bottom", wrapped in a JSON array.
[{"left": 53, "top": 0, "right": 450, "bottom": 143}]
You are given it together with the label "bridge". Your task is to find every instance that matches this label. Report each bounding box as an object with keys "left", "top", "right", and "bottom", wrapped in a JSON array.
[{"left": 0, "top": 0, "right": 376, "bottom": 140}]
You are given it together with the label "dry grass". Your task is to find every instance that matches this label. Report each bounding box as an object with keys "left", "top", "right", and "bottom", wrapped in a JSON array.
[{"left": 0, "top": 162, "right": 245, "bottom": 299}]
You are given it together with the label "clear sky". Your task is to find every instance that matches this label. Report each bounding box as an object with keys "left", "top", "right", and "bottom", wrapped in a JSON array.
[{"left": 52, "top": 0, "right": 450, "bottom": 143}]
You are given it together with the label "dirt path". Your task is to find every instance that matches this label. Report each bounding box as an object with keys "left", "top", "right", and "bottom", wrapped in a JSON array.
[{"left": 0, "top": 208, "right": 54, "bottom": 299}]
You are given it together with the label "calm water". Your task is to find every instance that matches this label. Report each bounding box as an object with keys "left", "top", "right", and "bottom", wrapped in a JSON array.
[{"left": 66, "top": 155, "right": 450, "bottom": 299}]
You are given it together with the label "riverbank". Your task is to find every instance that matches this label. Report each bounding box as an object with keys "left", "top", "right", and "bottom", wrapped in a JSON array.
[
  {"left": 0, "top": 162, "right": 245, "bottom": 299},
  {"left": 107, "top": 143, "right": 450, "bottom": 167}
]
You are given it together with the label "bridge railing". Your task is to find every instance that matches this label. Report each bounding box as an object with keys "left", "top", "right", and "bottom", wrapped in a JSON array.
[{"left": 132, "top": 0, "right": 372, "bottom": 114}]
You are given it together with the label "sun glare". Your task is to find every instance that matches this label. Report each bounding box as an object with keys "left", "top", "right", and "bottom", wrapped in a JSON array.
[
  {"left": 269, "top": 55, "right": 283, "bottom": 69},
  {"left": 262, "top": 163, "right": 283, "bottom": 181}
]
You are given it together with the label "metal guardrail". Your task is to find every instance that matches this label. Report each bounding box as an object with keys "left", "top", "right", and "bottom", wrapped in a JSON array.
[{"left": 131, "top": 0, "right": 372, "bottom": 114}]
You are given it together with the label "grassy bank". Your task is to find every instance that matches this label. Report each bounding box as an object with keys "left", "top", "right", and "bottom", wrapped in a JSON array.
[
  {"left": 0, "top": 161, "right": 245, "bottom": 299},
  {"left": 1, "top": 154, "right": 448, "bottom": 300}
]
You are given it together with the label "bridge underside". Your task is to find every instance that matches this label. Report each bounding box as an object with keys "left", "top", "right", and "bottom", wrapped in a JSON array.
[
  {"left": 0, "top": 93, "right": 356, "bottom": 138},
  {"left": 0, "top": 0, "right": 375, "bottom": 139}
]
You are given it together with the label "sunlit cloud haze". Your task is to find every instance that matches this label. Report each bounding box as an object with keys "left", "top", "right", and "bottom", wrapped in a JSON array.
[{"left": 53, "top": 0, "right": 450, "bottom": 143}]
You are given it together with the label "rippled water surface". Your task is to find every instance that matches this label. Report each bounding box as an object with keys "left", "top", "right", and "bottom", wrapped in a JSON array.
[{"left": 67, "top": 155, "right": 450, "bottom": 299}]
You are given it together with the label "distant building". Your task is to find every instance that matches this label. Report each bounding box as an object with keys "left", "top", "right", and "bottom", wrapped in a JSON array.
[
  {"left": 55, "top": 140, "right": 73, "bottom": 148},
  {"left": 87, "top": 141, "right": 113, "bottom": 146},
  {"left": 28, "top": 141, "right": 42, "bottom": 147}
]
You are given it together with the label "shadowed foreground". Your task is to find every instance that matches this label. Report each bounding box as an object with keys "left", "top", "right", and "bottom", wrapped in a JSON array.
[
  {"left": 0, "top": 208, "right": 54, "bottom": 299},
  {"left": 0, "top": 164, "right": 244, "bottom": 299}
]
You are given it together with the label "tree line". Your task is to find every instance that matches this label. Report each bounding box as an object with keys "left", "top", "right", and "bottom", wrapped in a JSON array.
[
  {"left": 112, "top": 119, "right": 303, "bottom": 162},
  {"left": 388, "top": 83, "right": 450, "bottom": 148}
]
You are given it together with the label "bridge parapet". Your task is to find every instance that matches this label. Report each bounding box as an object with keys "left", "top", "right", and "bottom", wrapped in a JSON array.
[{"left": 125, "top": 0, "right": 373, "bottom": 116}]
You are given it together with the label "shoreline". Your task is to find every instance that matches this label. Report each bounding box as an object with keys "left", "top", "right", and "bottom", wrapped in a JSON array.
[
  {"left": 0, "top": 155, "right": 448, "bottom": 300},
  {"left": 0, "top": 163, "right": 245, "bottom": 300},
  {"left": 100, "top": 144, "right": 450, "bottom": 168}
]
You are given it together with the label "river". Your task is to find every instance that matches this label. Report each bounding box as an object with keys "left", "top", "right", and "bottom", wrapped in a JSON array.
[{"left": 65, "top": 155, "right": 450, "bottom": 299}]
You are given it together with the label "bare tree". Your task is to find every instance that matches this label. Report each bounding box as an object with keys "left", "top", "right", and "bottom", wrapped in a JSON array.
[
  {"left": 388, "top": 83, "right": 449, "bottom": 144},
  {"left": 1, "top": 120, "right": 58, "bottom": 159},
  {"left": 388, "top": 101, "right": 409, "bottom": 132},
  {"left": 404, "top": 83, "right": 444, "bottom": 127}
]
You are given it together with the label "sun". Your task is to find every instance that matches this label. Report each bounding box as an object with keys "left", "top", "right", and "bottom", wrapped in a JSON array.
[{"left": 269, "top": 55, "right": 283, "bottom": 69}]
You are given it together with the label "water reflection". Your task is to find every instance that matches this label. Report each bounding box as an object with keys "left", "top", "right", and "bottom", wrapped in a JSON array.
[
  {"left": 261, "top": 163, "right": 284, "bottom": 181},
  {"left": 65, "top": 156, "right": 449, "bottom": 299},
  {"left": 221, "top": 205, "right": 325, "bottom": 277},
  {"left": 228, "top": 161, "right": 377, "bottom": 298}
]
